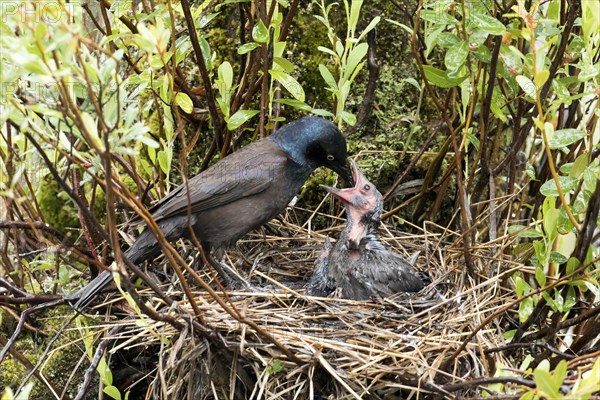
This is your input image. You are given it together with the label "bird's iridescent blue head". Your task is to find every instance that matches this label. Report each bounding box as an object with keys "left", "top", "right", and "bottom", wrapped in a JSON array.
[{"left": 270, "top": 116, "right": 354, "bottom": 186}]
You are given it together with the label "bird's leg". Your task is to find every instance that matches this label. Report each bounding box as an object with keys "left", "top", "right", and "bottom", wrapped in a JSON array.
[{"left": 205, "top": 252, "right": 256, "bottom": 291}]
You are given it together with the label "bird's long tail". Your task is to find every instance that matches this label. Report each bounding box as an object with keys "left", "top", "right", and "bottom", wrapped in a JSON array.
[
  {"left": 66, "top": 269, "right": 114, "bottom": 310},
  {"left": 66, "top": 237, "right": 152, "bottom": 310}
]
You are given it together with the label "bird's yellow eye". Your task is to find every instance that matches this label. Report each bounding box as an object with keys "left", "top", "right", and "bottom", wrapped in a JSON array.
[
  {"left": 326, "top": 154, "right": 334, "bottom": 161},
  {"left": 364, "top": 184, "right": 370, "bottom": 191}
]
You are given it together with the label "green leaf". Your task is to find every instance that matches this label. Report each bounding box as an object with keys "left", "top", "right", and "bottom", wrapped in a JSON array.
[
  {"left": 273, "top": 57, "right": 295, "bottom": 73},
  {"left": 335, "top": 41, "right": 344, "bottom": 57},
  {"left": 80, "top": 112, "right": 104, "bottom": 152},
  {"left": 472, "top": 45, "right": 492, "bottom": 63},
  {"left": 273, "top": 41, "right": 286, "bottom": 58},
  {"left": 348, "top": 0, "right": 362, "bottom": 35},
  {"left": 10, "top": 382, "right": 33, "bottom": 400},
  {"left": 436, "top": 32, "right": 461, "bottom": 48},
  {"left": 267, "top": 359, "right": 284, "bottom": 375},
  {"left": 157, "top": 150, "right": 170, "bottom": 175},
  {"left": 557, "top": 208, "right": 575, "bottom": 234},
  {"left": 542, "top": 290, "right": 554, "bottom": 308},
  {"left": 507, "top": 224, "right": 526, "bottom": 234},
  {"left": 570, "top": 154, "right": 589, "bottom": 178},
  {"left": 535, "top": 266, "right": 546, "bottom": 286},
  {"left": 97, "top": 356, "right": 112, "bottom": 385},
  {"left": 103, "top": 385, "right": 122, "bottom": 400},
  {"left": 340, "top": 111, "right": 356, "bottom": 126},
  {"left": 445, "top": 40, "right": 469, "bottom": 72},
  {"left": 520, "top": 390, "right": 535, "bottom": 400},
  {"left": 422, "top": 65, "right": 467, "bottom": 88},
  {"left": 344, "top": 42, "right": 368, "bottom": 80},
  {"left": 583, "top": 167, "right": 598, "bottom": 192},
  {"left": 534, "top": 69, "right": 550, "bottom": 89},
  {"left": 218, "top": 61, "right": 233, "bottom": 91},
  {"left": 199, "top": 37, "right": 212, "bottom": 70},
  {"left": 543, "top": 208, "right": 559, "bottom": 239},
  {"left": 148, "top": 53, "right": 165, "bottom": 69},
  {"left": 519, "top": 229, "right": 543, "bottom": 238},
  {"left": 318, "top": 64, "right": 338, "bottom": 90},
  {"left": 162, "top": 105, "right": 174, "bottom": 141},
  {"left": 572, "top": 357, "right": 600, "bottom": 396},
  {"left": 275, "top": 98, "right": 311, "bottom": 111},
  {"left": 548, "top": 129, "right": 587, "bottom": 149},
  {"left": 516, "top": 75, "right": 536, "bottom": 98},
  {"left": 534, "top": 368, "right": 560, "bottom": 398},
  {"left": 199, "top": 12, "right": 220, "bottom": 29},
  {"left": 554, "top": 361, "right": 568, "bottom": 386},
  {"left": 540, "top": 176, "right": 579, "bottom": 197},
  {"left": 357, "top": 16, "right": 380, "bottom": 41},
  {"left": 423, "top": 25, "right": 444, "bottom": 57},
  {"left": 252, "top": 19, "right": 269, "bottom": 43},
  {"left": 513, "top": 242, "right": 532, "bottom": 256},
  {"left": 174, "top": 92, "right": 193, "bottom": 114},
  {"left": 514, "top": 276, "right": 527, "bottom": 297},
  {"left": 470, "top": 12, "right": 506, "bottom": 36},
  {"left": 269, "top": 69, "right": 305, "bottom": 101},
  {"left": 552, "top": 78, "right": 571, "bottom": 100},
  {"left": 237, "top": 42, "right": 260, "bottom": 54},
  {"left": 584, "top": 279, "right": 600, "bottom": 299},
  {"left": 582, "top": 0, "right": 600, "bottom": 41},
  {"left": 386, "top": 18, "right": 413, "bottom": 35},
  {"left": 542, "top": 194, "right": 555, "bottom": 216},
  {"left": 533, "top": 241, "right": 546, "bottom": 266},
  {"left": 578, "top": 64, "right": 599, "bottom": 81},
  {"left": 519, "top": 297, "right": 534, "bottom": 323},
  {"left": 403, "top": 77, "right": 421, "bottom": 90},
  {"left": 317, "top": 46, "right": 338, "bottom": 58},
  {"left": 310, "top": 109, "right": 334, "bottom": 117},
  {"left": 175, "top": 36, "right": 192, "bottom": 64},
  {"left": 227, "top": 109, "right": 259, "bottom": 130},
  {"left": 22, "top": 58, "right": 48, "bottom": 75},
  {"left": 503, "top": 329, "right": 516, "bottom": 340},
  {"left": 420, "top": 10, "right": 459, "bottom": 25},
  {"left": 566, "top": 257, "right": 580, "bottom": 275},
  {"left": 549, "top": 252, "right": 568, "bottom": 264}
]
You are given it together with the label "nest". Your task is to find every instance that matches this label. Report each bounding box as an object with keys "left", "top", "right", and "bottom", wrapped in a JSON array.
[{"left": 88, "top": 206, "right": 520, "bottom": 399}]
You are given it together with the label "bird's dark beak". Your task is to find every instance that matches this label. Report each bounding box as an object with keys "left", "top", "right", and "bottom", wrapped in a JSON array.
[
  {"left": 335, "top": 161, "right": 354, "bottom": 187},
  {"left": 320, "top": 160, "right": 366, "bottom": 206},
  {"left": 331, "top": 160, "right": 354, "bottom": 187}
]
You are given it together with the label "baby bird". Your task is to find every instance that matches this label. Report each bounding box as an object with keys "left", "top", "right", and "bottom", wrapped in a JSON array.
[{"left": 307, "top": 161, "right": 428, "bottom": 300}]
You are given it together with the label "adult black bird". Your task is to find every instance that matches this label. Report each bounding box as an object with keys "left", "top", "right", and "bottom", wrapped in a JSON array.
[
  {"left": 307, "top": 161, "right": 428, "bottom": 300},
  {"left": 70, "top": 116, "right": 353, "bottom": 308}
]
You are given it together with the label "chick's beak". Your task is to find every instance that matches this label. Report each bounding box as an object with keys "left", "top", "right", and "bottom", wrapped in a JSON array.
[
  {"left": 349, "top": 159, "right": 368, "bottom": 188},
  {"left": 320, "top": 184, "right": 357, "bottom": 205}
]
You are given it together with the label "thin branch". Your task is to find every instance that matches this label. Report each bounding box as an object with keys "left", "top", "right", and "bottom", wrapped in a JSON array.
[
  {"left": 179, "top": 0, "right": 225, "bottom": 144},
  {"left": 345, "top": 29, "right": 379, "bottom": 136}
]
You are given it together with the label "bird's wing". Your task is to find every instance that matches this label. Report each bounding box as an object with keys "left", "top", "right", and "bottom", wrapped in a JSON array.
[
  {"left": 355, "top": 253, "right": 426, "bottom": 296},
  {"left": 149, "top": 141, "right": 288, "bottom": 221},
  {"left": 306, "top": 238, "right": 336, "bottom": 296}
]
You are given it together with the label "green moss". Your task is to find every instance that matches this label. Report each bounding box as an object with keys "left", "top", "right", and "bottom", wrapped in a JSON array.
[
  {"left": 0, "top": 307, "right": 91, "bottom": 400},
  {"left": 36, "top": 173, "right": 108, "bottom": 235},
  {"left": 37, "top": 175, "right": 79, "bottom": 234}
]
